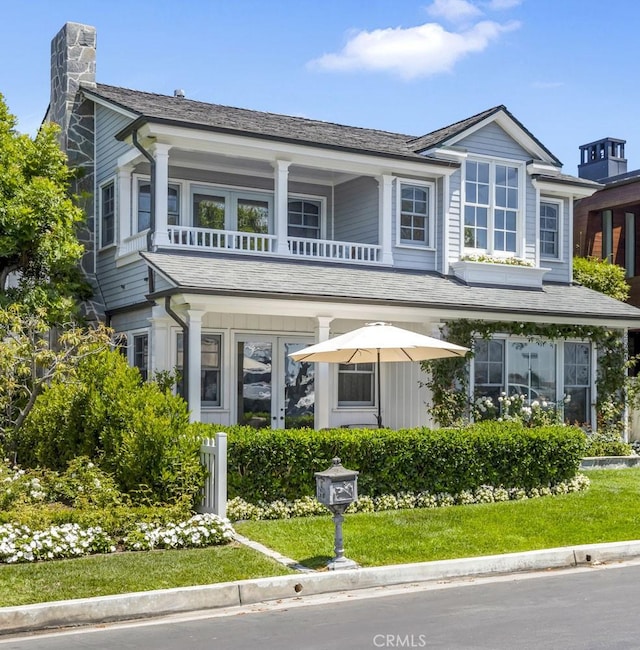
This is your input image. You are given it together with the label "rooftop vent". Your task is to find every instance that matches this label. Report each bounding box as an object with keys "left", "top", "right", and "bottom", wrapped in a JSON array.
[{"left": 174, "top": 89, "right": 185, "bottom": 98}]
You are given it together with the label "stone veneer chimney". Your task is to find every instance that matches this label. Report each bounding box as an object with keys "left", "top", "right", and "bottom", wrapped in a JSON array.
[{"left": 49, "top": 23, "right": 103, "bottom": 320}]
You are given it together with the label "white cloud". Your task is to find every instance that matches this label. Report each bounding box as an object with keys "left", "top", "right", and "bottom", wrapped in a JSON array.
[
  {"left": 484, "top": 0, "right": 522, "bottom": 9},
  {"left": 309, "top": 20, "right": 520, "bottom": 80},
  {"left": 427, "top": 0, "right": 482, "bottom": 23}
]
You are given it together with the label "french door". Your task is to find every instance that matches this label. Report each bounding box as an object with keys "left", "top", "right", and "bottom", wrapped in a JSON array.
[{"left": 236, "top": 336, "right": 314, "bottom": 429}]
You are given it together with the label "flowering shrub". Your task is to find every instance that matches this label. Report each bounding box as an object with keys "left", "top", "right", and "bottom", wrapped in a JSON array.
[
  {"left": 0, "top": 460, "right": 48, "bottom": 510},
  {"left": 123, "top": 514, "right": 234, "bottom": 551},
  {"left": 47, "top": 457, "right": 123, "bottom": 508},
  {"left": 472, "top": 392, "right": 567, "bottom": 427},
  {"left": 0, "top": 523, "right": 115, "bottom": 563},
  {"left": 227, "top": 475, "right": 591, "bottom": 522}
]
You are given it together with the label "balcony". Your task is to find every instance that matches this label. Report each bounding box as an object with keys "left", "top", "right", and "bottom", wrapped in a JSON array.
[{"left": 162, "top": 226, "right": 382, "bottom": 264}]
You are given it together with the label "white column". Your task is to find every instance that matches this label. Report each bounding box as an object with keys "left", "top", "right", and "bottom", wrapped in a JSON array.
[
  {"left": 187, "top": 309, "right": 203, "bottom": 423},
  {"left": 152, "top": 143, "right": 171, "bottom": 248},
  {"left": 117, "top": 164, "right": 133, "bottom": 243},
  {"left": 149, "top": 303, "right": 171, "bottom": 374},
  {"left": 315, "top": 316, "right": 334, "bottom": 430},
  {"left": 377, "top": 174, "right": 394, "bottom": 265},
  {"left": 274, "top": 160, "right": 291, "bottom": 255}
]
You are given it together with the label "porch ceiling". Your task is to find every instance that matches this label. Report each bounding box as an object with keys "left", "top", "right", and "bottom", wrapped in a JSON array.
[{"left": 141, "top": 251, "right": 640, "bottom": 327}]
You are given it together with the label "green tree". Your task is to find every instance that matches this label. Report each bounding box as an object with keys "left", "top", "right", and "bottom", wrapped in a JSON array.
[
  {"left": 0, "top": 94, "right": 90, "bottom": 321},
  {"left": 573, "top": 256, "right": 629, "bottom": 302}
]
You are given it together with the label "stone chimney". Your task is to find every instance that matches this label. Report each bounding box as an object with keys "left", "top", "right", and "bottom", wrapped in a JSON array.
[
  {"left": 50, "top": 22, "right": 96, "bottom": 151},
  {"left": 49, "top": 23, "right": 102, "bottom": 320}
]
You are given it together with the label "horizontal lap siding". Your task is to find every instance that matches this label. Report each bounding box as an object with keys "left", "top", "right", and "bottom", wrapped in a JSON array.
[
  {"left": 334, "top": 177, "right": 378, "bottom": 244},
  {"left": 458, "top": 123, "right": 532, "bottom": 161},
  {"left": 96, "top": 106, "right": 133, "bottom": 185},
  {"left": 541, "top": 197, "right": 572, "bottom": 283},
  {"left": 110, "top": 307, "right": 152, "bottom": 332}
]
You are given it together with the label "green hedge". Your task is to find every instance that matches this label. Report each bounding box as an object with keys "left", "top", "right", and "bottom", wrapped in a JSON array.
[{"left": 199, "top": 421, "right": 586, "bottom": 503}]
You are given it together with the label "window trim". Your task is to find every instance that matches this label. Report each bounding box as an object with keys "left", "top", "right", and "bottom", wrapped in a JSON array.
[
  {"left": 133, "top": 174, "right": 185, "bottom": 234},
  {"left": 336, "top": 362, "right": 376, "bottom": 408},
  {"left": 395, "top": 178, "right": 436, "bottom": 250},
  {"left": 130, "top": 330, "right": 149, "bottom": 382},
  {"left": 462, "top": 156, "right": 525, "bottom": 258},
  {"left": 176, "top": 330, "right": 224, "bottom": 409},
  {"left": 99, "top": 178, "right": 116, "bottom": 249},
  {"left": 539, "top": 197, "right": 563, "bottom": 261}
]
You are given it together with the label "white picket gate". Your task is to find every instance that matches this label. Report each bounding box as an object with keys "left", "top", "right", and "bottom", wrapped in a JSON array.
[{"left": 198, "top": 433, "right": 228, "bottom": 519}]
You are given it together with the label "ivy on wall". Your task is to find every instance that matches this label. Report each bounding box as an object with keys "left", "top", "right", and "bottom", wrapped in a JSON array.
[{"left": 421, "top": 319, "right": 628, "bottom": 431}]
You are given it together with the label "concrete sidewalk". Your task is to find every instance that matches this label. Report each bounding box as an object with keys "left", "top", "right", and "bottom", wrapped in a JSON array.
[{"left": 2, "top": 539, "right": 640, "bottom": 636}]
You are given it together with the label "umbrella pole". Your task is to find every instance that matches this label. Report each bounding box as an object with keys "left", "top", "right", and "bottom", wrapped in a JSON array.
[{"left": 376, "top": 349, "right": 383, "bottom": 428}]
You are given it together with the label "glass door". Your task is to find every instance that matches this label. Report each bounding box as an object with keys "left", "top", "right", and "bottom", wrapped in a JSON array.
[{"left": 237, "top": 337, "right": 314, "bottom": 429}]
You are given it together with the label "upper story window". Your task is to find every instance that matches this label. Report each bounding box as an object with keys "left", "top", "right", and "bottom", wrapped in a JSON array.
[
  {"left": 398, "top": 182, "right": 432, "bottom": 247},
  {"left": 464, "top": 160, "right": 520, "bottom": 254},
  {"left": 192, "top": 187, "right": 271, "bottom": 234},
  {"left": 540, "top": 200, "right": 561, "bottom": 259},
  {"left": 288, "top": 199, "right": 321, "bottom": 239},
  {"left": 100, "top": 181, "right": 115, "bottom": 247},
  {"left": 137, "top": 182, "right": 180, "bottom": 232}
]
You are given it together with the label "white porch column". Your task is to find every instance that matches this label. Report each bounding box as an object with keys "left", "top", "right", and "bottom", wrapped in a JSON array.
[
  {"left": 274, "top": 160, "right": 291, "bottom": 255},
  {"left": 149, "top": 303, "right": 171, "bottom": 374},
  {"left": 377, "top": 174, "right": 394, "bottom": 265},
  {"left": 152, "top": 143, "right": 171, "bottom": 248},
  {"left": 117, "top": 164, "right": 133, "bottom": 243},
  {"left": 315, "top": 316, "right": 334, "bottom": 430},
  {"left": 187, "top": 309, "right": 203, "bottom": 423}
]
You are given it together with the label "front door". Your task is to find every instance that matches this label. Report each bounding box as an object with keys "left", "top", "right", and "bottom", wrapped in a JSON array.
[{"left": 236, "top": 336, "right": 314, "bottom": 429}]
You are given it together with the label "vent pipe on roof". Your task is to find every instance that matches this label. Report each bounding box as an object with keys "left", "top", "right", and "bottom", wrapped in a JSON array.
[{"left": 174, "top": 89, "right": 185, "bottom": 98}]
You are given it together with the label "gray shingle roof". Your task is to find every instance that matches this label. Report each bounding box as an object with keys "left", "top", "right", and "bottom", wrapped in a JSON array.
[
  {"left": 141, "top": 251, "right": 640, "bottom": 325},
  {"left": 84, "top": 84, "right": 450, "bottom": 164}
]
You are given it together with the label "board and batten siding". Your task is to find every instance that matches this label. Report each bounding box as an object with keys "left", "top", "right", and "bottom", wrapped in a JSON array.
[{"left": 333, "top": 177, "right": 378, "bottom": 244}]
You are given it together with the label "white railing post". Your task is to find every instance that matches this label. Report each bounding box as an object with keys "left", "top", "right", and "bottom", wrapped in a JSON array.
[{"left": 214, "top": 432, "right": 228, "bottom": 519}]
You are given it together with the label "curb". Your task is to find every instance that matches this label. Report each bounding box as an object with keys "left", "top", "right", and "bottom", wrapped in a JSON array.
[{"left": 2, "top": 539, "right": 640, "bottom": 635}]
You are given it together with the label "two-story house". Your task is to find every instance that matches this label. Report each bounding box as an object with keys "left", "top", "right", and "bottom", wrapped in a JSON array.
[{"left": 47, "top": 22, "right": 640, "bottom": 432}]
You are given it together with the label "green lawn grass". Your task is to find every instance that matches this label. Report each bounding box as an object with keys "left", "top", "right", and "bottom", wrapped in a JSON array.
[
  {"left": 0, "top": 543, "right": 293, "bottom": 607},
  {"left": 2, "top": 469, "right": 640, "bottom": 608},
  {"left": 235, "top": 469, "right": 640, "bottom": 568}
]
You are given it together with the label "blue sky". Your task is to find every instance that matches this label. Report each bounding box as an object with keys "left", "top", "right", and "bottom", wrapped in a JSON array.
[{"left": 2, "top": 0, "right": 638, "bottom": 175}]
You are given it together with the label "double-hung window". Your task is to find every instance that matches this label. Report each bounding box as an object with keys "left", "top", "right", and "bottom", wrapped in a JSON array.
[
  {"left": 338, "top": 363, "right": 375, "bottom": 406},
  {"left": 398, "top": 182, "right": 432, "bottom": 247},
  {"left": 100, "top": 181, "right": 115, "bottom": 247},
  {"left": 132, "top": 333, "right": 149, "bottom": 382},
  {"left": 540, "top": 200, "right": 561, "bottom": 259},
  {"left": 464, "top": 160, "right": 520, "bottom": 254},
  {"left": 137, "top": 181, "right": 181, "bottom": 232}
]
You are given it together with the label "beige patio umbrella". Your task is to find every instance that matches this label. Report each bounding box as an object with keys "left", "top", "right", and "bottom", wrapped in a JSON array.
[{"left": 289, "top": 322, "right": 469, "bottom": 428}]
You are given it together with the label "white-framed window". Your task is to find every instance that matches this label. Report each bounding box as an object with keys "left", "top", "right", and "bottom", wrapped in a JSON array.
[
  {"left": 100, "top": 180, "right": 115, "bottom": 247},
  {"left": 176, "top": 332, "right": 222, "bottom": 407},
  {"left": 132, "top": 333, "right": 149, "bottom": 382},
  {"left": 338, "top": 363, "right": 375, "bottom": 406},
  {"left": 397, "top": 180, "right": 434, "bottom": 248},
  {"left": 473, "top": 337, "right": 591, "bottom": 425},
  {"left": 136, "top": 180, "right": 181, "bottom": 232},
  {"left": 288, "top": 198, "right": 322, "bottom": 239},
  {"left": 191, "top": 186, "right": 272, "bottom": 234},
  {"left": 464, "top": 159, "right": 521, "bottom": 255},
  {"left": 540, "top": 199, "right": 562, "bottom": 259}
]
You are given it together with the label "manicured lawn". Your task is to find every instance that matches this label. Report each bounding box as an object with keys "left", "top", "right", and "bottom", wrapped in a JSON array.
[
  {"left": 0, "top": 543, "right": 293, "bottom": 607},
  {"left": 235, "top": 469, "right": 640, "bottom": 569},
  {"left": 3, "top": 469, "right": 640, "bottom": 607}
]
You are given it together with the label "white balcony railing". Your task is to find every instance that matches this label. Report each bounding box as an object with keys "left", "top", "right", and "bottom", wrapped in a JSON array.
[
  {"left": 161, "top": 226, "right": 382, "bottom": 265},
  {"left": 287, "top": 237, "right": 381, "bottom": 263},
  {"left": 167, "top": 226, "right": 277, "bottom": 253},
  {"left": 118, "top": 231, "right": 148, "bottom": 256}
]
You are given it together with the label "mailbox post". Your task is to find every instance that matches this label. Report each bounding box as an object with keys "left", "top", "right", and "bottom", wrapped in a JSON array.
[{"left": 315, "top": 457, "right": 359, "bottom": 570}]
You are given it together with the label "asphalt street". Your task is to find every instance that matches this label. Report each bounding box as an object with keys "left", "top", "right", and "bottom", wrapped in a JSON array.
[{"left": 3, "top": 560, "right": 640, "bottom": 650}]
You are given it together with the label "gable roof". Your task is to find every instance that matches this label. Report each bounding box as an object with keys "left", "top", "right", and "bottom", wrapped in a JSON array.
[
  {"left": 408, "top": 104, "right": 562, "bottom": 166},
  {"left": 140, "top": 251, "right": 640, "bottom": 326}
]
